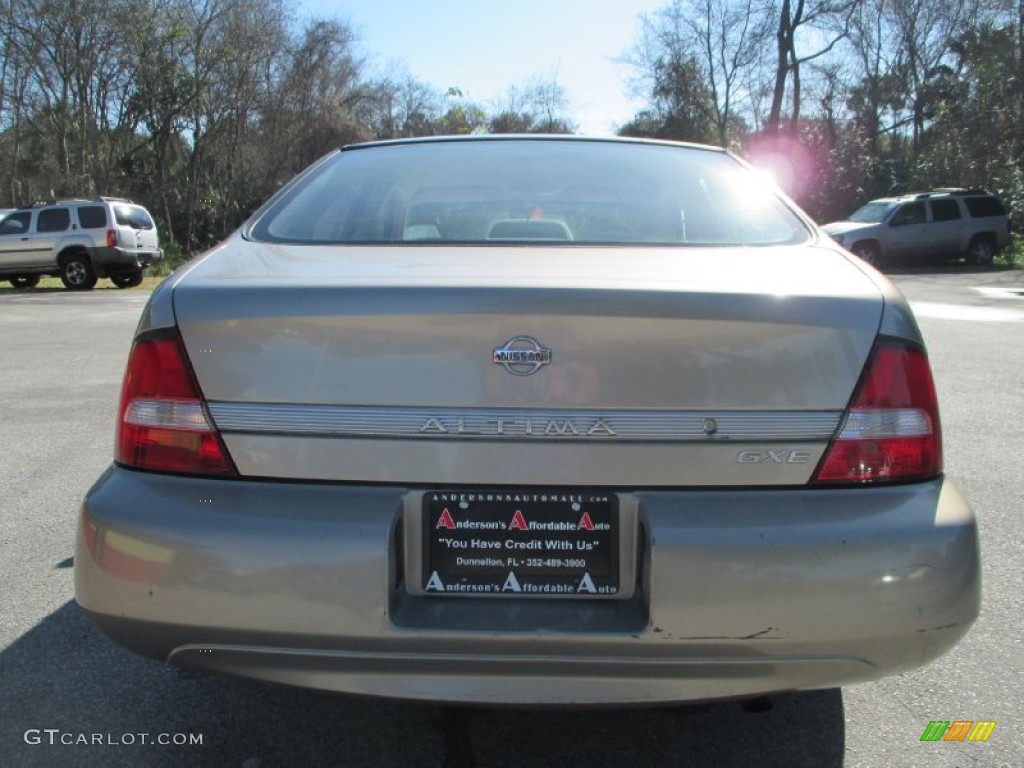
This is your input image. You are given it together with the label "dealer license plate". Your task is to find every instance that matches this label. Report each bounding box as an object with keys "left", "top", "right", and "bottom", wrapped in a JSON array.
[{"left": 423, "top": 490, "right": 618, "bottom": 598}]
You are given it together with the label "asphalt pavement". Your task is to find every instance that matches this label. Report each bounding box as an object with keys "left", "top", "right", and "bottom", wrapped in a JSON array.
[{"left": 0, "top": 269, "right": 1020, "bottom": 767}]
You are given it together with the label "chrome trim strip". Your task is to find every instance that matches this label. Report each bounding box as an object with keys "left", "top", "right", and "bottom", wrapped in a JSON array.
[{"left": 208, "top": 403, "right": 842, "bottom": 442}]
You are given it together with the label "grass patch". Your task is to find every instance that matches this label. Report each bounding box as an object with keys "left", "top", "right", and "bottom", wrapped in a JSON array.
[{"left": 997, "top": 234, "right": 1024, "bottom": 268}]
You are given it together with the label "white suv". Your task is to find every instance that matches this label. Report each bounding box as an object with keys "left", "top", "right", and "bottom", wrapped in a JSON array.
[
  {"left": 822, "top": 189, "right": 1011, "bottom": 266},
  {"left": 0, "top": 197, "right": 163, "bottom": 289}
]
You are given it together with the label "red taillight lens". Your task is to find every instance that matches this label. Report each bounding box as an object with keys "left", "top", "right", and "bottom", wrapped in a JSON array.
[
  {"left": 106, "top": 229, "right": 118, "bottom": 247},
  {"left": 116, "top": 332, "right": 236, "bottom": 476},
  {"left": 813, "top": 339, "right": 942, "bottom": 484}
]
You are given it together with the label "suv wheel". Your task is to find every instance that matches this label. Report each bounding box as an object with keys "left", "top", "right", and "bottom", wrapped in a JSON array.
[
  {"left": 851, "top": 242, "right": 880, "bottom": 266},
  {"left": 9, "top": 275, "right": 41, "bottom": 289},
  {"left": 60, "top": 254, "right": 98, "bottom": 290},
  {"left": 967, "top": 236, "right": 995, "bottom": 265},
  {"left": 111, "top": 271, "right": 144, "bottom": 289}
]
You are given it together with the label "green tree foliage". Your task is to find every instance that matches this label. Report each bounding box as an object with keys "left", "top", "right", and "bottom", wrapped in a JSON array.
[
  {"left": 912, "top": 22, "right": 1024, "bottom": 226},
  {"left": 620, "top": 53, "right": 717, "bottom": 142},
  {"left": 3, "top": 0, "right": 1023, "bottom": 252},
  {"left": 0, "top": 1, "right": 575, "bottom": 256},
  {"left": 621, "top": 2, "right": 719, "bottom": 143}
]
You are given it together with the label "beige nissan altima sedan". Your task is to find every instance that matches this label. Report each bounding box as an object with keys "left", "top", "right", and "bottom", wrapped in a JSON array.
[{"left": 75, "top": 136, "right": 980, "bottom": 705}]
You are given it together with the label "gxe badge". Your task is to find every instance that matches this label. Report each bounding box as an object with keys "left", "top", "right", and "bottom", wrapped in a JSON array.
[{"left": 493, "top": 336, "right": 552, "bottom": 376}]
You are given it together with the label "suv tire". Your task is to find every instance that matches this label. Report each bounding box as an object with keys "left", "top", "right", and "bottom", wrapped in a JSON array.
[
  {"left": 111, "top": 271, "right": 144, "bottom": 289},
  {"left": 9, "top": 275, "right": 41, "bottom": 289},
  {"left": 851, "top": 241, "right": 880, "bottom": 266},
  {"left": 967, "top": 236, "right": 995, "bottom": 266},
  {"left": 60, "top": 253, "right": 98, "bottom": 290}
]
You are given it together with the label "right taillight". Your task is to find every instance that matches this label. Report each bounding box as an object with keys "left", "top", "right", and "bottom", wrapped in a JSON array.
[
  {"left": 813, "top": 338, "right": 942, "bottom": 484},
  {"left": 116, "top": 330, "right": 236, "bottom": 476},
  {"left": 106, "top": 229, "right": 118, "bottom": 247}
]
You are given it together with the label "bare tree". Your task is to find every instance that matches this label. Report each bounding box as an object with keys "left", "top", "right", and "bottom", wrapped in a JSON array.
[
  {"left": 843, "top": 0, "right": 906, "bottom": 157},
  {"left": 766, "top": 0, "right": 857, "bottom": 135},
  {"left": 673, "top": 0, "right": 772, "bottom": 144},
  {"left": 5, "top": 0, "right": 137, "bottom": 195},
  {"left": 623, "top": 3, "right": 717, "bottom": 141},
  {"left": 489, "top": 75, "right": 575, "bottom": 134},
  {"left": 361, "top": 67, "right": 443, "bottom": 139},
  {"left": 889, "top": 0, "right": 982, "bottom": 155}
]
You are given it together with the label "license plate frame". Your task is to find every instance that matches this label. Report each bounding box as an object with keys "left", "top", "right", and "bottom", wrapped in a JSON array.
[{"left": 421, "top": 490, "right": 620, "bottom": 598}]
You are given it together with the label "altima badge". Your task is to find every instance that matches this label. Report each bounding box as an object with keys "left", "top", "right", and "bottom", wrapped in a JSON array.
[{"left": 493, "top": 336, "right": 552, "bottom": 376}]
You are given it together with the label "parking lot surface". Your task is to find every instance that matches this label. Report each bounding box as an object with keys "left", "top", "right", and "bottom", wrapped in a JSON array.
[{"left": 1, "top": 269, "right": 1021, "bottom": 767}]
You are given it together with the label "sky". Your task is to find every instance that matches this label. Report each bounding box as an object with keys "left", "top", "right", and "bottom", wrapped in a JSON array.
[{"left": 294, "top": 0, "right": 668, "bottom": 135}]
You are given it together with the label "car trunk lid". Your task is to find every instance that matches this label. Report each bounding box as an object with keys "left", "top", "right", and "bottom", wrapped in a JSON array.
[{"left": 170, "top": 238, "right": 883, "bottom": 486}]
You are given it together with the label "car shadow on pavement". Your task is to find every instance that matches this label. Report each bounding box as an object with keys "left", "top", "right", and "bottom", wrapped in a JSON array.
[
  {"left": 0, "top": 602, "right": 845, "bottom": 767},
  {"left": 0, "top": 288, "right": 124, "bottom": 295}
]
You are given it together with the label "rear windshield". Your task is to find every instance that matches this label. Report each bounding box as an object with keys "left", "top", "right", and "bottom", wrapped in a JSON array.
[
  {"left": 249, "top": 139, "right": 810, "bottom": 246},
  {"left": 113, "top": 204, "right": 155, "bottom": 230}
]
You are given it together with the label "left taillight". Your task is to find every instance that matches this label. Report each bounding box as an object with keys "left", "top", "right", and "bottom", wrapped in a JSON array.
[{"left": 116, "top": 331, "right": 236, "bottom": 476}]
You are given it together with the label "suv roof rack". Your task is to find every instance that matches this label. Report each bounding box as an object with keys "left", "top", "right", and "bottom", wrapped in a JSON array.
[
  {"left": 24, "top": 195, "right": 135, "bottom": 207},
  {"left": 911, "top": 188, "right": 991, "bottom": 200},
  {"left": 940, "top": 187, "right": 990, "bottom": 196},
  {"left": 57, "top": 196, "right": 134, "bottom": 203}
]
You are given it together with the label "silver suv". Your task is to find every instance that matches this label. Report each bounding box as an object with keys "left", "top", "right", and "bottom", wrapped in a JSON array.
[
  {"left": 0, "top": 197, "right": 163, "bottom": 289},
  {"left": 822, "top": 188, "right": 1011, "bottom": 266}
]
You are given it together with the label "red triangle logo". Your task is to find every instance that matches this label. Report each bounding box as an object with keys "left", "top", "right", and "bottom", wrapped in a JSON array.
[
  {"left": 436, "top": 508, "right": 456, "bottom": 529},
  {"left": 577, "top": 512, "right": 595, "bottom": 531},
  {"left": 509, "top": 510, "right": 529, "bottom": 531}
]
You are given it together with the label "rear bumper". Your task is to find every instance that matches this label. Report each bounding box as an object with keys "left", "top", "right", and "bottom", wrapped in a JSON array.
[
  {"left": 92, "top": 246, "right": 163, "bottom": 275},
  {"left": 75, "top": 468, "right": 980, "bottom": 704}
]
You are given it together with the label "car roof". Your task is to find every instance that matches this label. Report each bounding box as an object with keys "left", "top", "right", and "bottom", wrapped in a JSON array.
[{"left": 339, "top": 133, "right": 731, "bottom": 155}]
